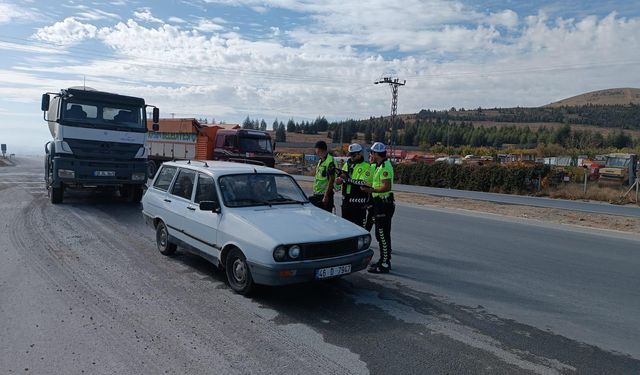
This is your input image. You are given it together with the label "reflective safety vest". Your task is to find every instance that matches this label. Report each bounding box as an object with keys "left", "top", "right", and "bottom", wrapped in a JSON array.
[
  {"left": 313, "top": 154, "right": 335, "bottom": 194},
  {"left": 372, "top": 159, "right": 394, "bottom": 198},
  {"left": 341, "top": 161, "right": 372, "bottom": 196}
]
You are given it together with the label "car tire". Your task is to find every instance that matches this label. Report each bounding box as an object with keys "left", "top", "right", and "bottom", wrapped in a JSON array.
[
  {"left": 50, "top": 184, "right": 63, "bottom": 204},
  {"left": 225, "top": 248, "right": 254, "bottom": 295},
  {"left": 156, "top": 221, "right": 176, "bottom": 256}
]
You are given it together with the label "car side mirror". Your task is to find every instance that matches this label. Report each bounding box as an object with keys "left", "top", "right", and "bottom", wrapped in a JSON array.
[
  {"left": 152, "top": 123, "right": 159, "bottom": 131},
  {"left": 152, "top": 107, "right": 159, "bottom": 123},
  {"left": 41, "top": 94, "right": 50, "bottom": 111},
  {"left": 199, "top": 200, "right": 220, "bottom": 213}
]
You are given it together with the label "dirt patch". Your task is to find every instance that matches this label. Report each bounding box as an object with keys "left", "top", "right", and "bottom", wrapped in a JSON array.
[{"left": 297, "top": 180, "right": 640, "bottom": 234}]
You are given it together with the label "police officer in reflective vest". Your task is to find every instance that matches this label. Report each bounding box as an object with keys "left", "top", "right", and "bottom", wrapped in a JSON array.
[
  {"left": 310, "top": 140, "right": 336, "bottom": 212},
  {"left": 361, "top": 142, "right": 395, "bottom": 273},
  {"left": 336, "top": 144, "right": 372, "bottom": 227}
]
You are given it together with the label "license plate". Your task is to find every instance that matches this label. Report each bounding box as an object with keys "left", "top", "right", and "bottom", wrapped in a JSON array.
[
  {"left": 315, "top": 264, "right": 351, "bottom": 279},
  {"left": 94, "top": 171, "right": 116, "bottom": 177}
]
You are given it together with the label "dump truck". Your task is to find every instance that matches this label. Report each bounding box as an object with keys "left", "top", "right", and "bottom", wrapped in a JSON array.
[
  {"left": 598, "top": 153, "right": 638, "bottom": 186},
  {"left": 145, "top": 118, "right": 275, "bottom": 177},
  {"left": 41, "top": 87, "right": 159, "bottom": 204}
]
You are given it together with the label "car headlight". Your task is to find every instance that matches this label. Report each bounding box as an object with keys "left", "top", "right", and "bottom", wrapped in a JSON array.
[
  {"left": 273, "top": 246, "right": 286, "bottom": 261},
  {"left": 288, "top": 245, "right": 301, "bottom": 259},
  {"left": 358, "top": 235, "right": 371, "bottom": 250}
]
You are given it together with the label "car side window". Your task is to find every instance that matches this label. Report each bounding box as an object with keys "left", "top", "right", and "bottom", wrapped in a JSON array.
[
  {"left": 194, "top": 173, "right": 218, "bottom": 204},
  {"left": 153, "top": 166, "right": 177, "bottom": 191},
  {"left": 170, "top": 169, "right": 196, "bottom": 200}
]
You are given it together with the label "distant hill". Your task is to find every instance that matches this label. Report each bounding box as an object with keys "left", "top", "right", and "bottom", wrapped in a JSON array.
[{"left": 545, "top": 88, "right": 640, "bottom": 108}]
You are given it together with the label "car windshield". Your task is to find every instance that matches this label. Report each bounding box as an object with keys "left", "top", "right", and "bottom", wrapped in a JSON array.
[
  {"left": 606, "top": 157, "right": 630, "bottom": 168},
  {"left": 239, "top": 136, "right": 272, "bottom": 153},
  {"left": 61, "top": 100, "right": 145, "bottom": 131},
  {"left": 218, "top": 173, "right": 308, "bottom": 207}
]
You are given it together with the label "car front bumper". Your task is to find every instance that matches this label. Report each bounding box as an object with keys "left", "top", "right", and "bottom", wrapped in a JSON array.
[{"left": 247, "top": 249, "right": 374, "bottom": 286}]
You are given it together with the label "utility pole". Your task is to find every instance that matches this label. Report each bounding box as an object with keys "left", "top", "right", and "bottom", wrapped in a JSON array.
[{"left": 374, "top": 77, "right": 406, "bottom": 161}]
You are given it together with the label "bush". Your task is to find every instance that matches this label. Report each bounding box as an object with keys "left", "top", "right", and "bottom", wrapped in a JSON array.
[{"left": 395, "top": 163, "right": 552, "bottom": 194}]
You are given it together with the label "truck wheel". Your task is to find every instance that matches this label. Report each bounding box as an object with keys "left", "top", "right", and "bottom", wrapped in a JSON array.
[
  {"left": 156, "top": 221, "right": 176, "bottom": 256},
  {"left": 225, "top": 248, "right": 254, "bottom": 295},
  {"left": 147, "top": 160, "right": 158, "bottom": 179},
  {"left": 50, "top": 184, "right": 63, "bottom": 204}
]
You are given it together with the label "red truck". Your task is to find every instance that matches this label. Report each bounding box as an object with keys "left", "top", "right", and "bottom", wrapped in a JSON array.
[{"left": 145, "top": 118, "right": 275, "bottom": 177}]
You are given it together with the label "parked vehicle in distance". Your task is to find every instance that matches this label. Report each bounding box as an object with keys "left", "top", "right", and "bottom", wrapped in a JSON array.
[
  {"left": 145, "top": 118, "right": 275, "bottom": 178},
  {"left": 141, "top": 160, "right": 373, "bottom": 294},
  {"left": 598, "top": 153, "right": 637, "bottom": 186},
  {"left": 41, "top": 87, "right": 159, "bottom": 204}
]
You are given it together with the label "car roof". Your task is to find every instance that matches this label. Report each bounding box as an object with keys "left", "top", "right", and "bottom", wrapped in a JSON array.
[{"left": 162, "top": 160, "right": 287, "bottom": 177}]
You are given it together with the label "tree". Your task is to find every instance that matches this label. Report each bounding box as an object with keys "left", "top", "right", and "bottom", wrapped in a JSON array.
[
  {"left": 242, "top": 116, "right": 253, "bottom": 129},
  {"left": 286, "top": 119, "right": 296, "bottom": 133},
  {"left": 260, "top": 119, "right": 267, "bottom": 131},
  {"left": 364, "top": 125, "right": 372, "bottom": 144},
  {"left": 276, "top": 123, "right": 286, "bottom": 142},
  {"left": 272, "top": 118, "right": 279, "bottom": 131}
]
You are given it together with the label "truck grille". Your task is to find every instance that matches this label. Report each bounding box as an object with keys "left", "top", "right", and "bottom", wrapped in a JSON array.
[
  {"left": 65, "top": 138, "right": 140, "bottom": 160},
  {"left": 302, "top": 238, "right": 359, "bottom": 260}
]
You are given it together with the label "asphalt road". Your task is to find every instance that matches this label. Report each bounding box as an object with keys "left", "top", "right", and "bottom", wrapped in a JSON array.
[
  {"left": 1, "top": 156, "right": 639, "bottom": 374},
  {"left": 295, "top": 175, "right": 640, "bottom": 217}
]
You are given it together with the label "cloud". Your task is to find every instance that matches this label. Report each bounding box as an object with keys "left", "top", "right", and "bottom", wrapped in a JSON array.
[
  {"left": 168, "top": 16, "right": 186, "bottom": 24},
  {"left": 0, "top": 2, "right": 36, "bottom": 23},
  {"left": 32, "top": 17, "right": 98, "bottom": 46},
  {"left": 76, "top": 9, "right": 121, "bottom": 21},
  {"left": 133, "top": 7, "right": 164, "bottom": 23},
  {"left": 12, "top": 8, "right": 640, "bottom": 123},
  {"left": 0, "top": 41, "right": 67, "bottom": 54},
  {"left": 195, "top": 19, "right": 225, "bottom": 32}
]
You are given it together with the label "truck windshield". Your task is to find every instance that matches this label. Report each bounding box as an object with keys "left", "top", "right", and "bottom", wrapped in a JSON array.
[
  {"left": 606, "top": 157, "right": 630, "bottom": 168},
  {"left": 61, "top": 100, "right": 145, "bottom": 131},
  {"left": 239, "top": 137, "right": 272, "bottom": 153},
  {"left": 219, "top": 173, "right": 308, "bottom": 207}
]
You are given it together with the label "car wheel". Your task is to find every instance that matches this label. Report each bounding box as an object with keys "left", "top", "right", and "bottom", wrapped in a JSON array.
[
  {"left": 156, "top": 221, "right": 176, "bottom": 256},
  {"left": 225, "top": 248, "right": 254, "bottom": 295}
]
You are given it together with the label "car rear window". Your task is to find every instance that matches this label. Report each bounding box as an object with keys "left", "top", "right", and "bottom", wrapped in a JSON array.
[{"left": 153, "top": 166, "right": 177, "bottom": 191}]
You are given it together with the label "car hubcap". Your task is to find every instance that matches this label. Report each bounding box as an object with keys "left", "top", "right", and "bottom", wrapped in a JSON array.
[
  {"left": 232, "top": 259, "right": 246, "bottom": 284},
  {"left": 159, "top": 228, "right": 167, "bottom": 249}
]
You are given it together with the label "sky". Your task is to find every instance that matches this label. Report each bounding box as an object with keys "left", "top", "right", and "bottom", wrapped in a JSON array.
[{"left": 0, "top": 0, "right": 639, "bottom": 154}]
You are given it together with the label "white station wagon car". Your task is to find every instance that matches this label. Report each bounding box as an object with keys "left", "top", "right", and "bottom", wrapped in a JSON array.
[{"left": 141, "top": 160, "right": 374, "bottom": 294}]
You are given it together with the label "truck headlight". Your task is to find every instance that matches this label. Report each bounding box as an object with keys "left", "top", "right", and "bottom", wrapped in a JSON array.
[
  {"left": 131, "top": 172, "right": 146, "bottom": 181},
  {"left": 288, "top": 245, "right": 301, "bottom": 259},
  {"left": 58, "top": 169, "right": 75, "bottom": 178},
  {"left": 273, "top": 246, "right": 286, "bottom": 261}
]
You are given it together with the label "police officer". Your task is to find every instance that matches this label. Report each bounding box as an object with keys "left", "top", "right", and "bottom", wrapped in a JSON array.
[
  {"left": 336, "top": 144, "right": 372, "bottom": 227},
  {"left": 310, "top": 140, "right": 336, "bottom": 212},
  {"left": 361, "top": 142, "right": 394, "bottom": 273}
]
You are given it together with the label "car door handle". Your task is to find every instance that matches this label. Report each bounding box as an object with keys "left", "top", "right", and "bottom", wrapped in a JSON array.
[
  {"left": 187, "top": 206, "right": 196, "bottom": 211},
  {"left": 164, "top": 198, "right": 172, "bottom": 202}
]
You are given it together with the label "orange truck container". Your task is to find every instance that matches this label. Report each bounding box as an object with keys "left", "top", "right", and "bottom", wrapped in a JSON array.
[{"left": 145, "top": 118, "right": 275, "bottom": 176}]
